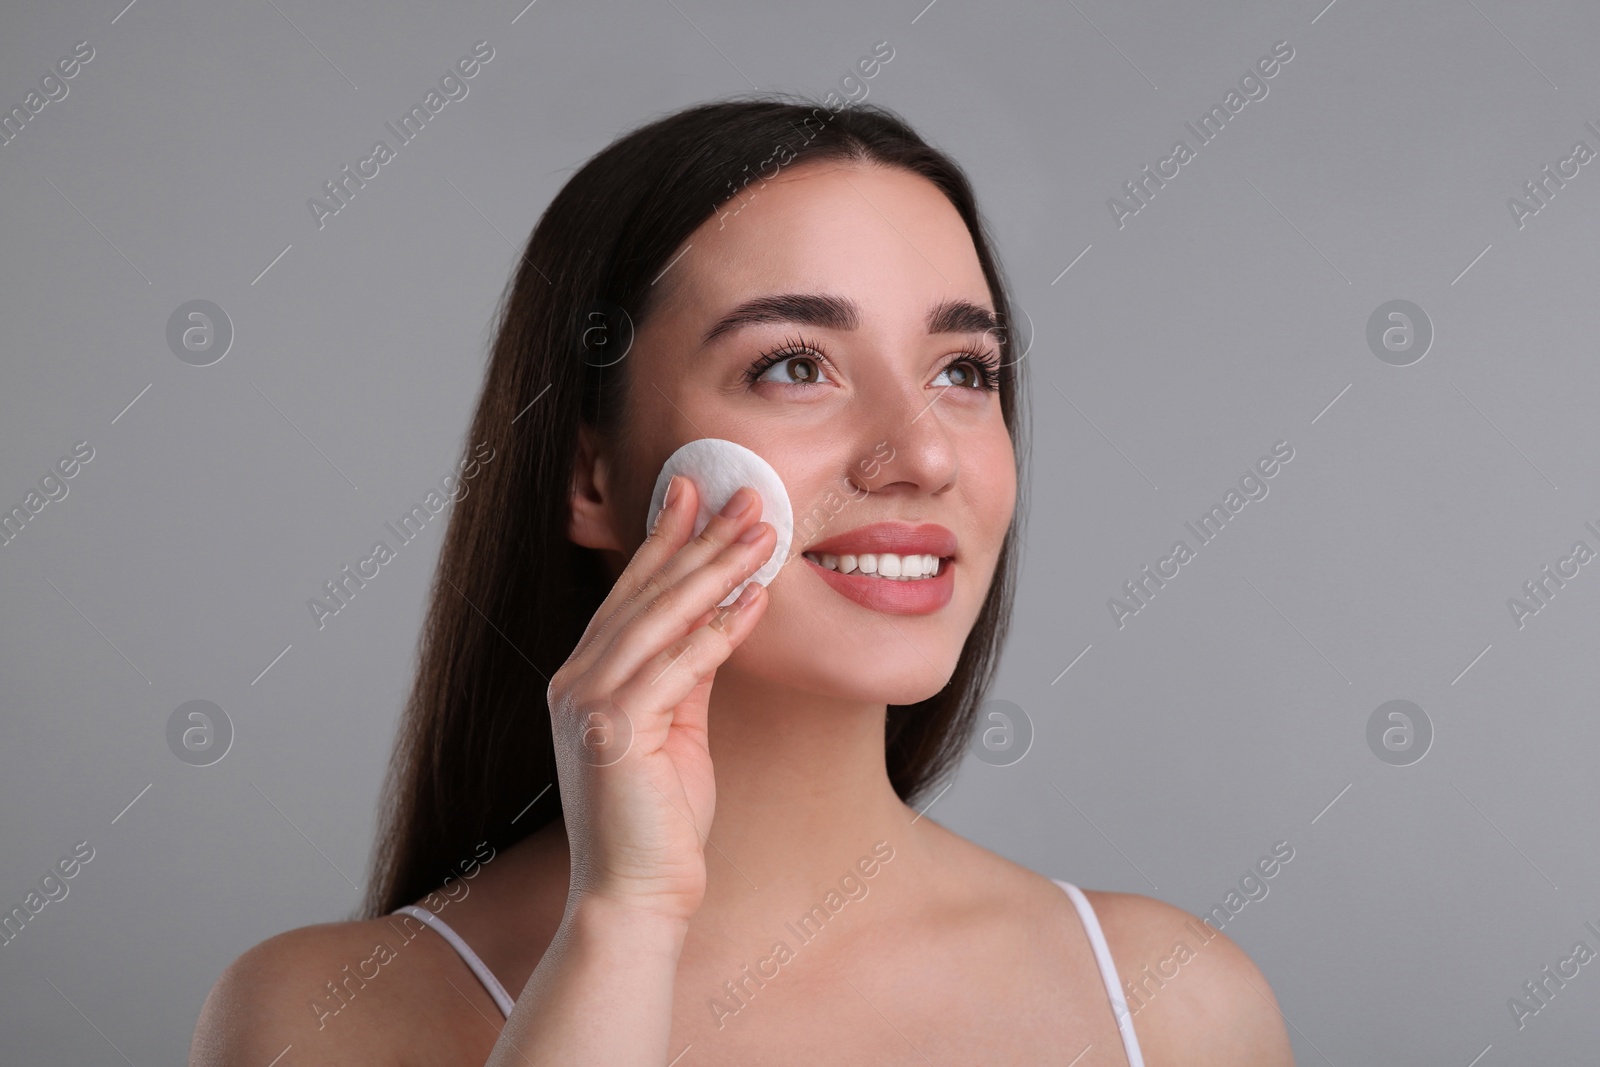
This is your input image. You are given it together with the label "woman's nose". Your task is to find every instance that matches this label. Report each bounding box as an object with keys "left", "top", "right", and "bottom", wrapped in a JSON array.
[{"left": 845, "top": 384, "right": 959, "bottom": 498}]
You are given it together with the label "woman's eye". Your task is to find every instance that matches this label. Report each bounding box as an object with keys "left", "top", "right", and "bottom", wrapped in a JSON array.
[
  {"left": 933, "top": 360, "right": 986, "bottom": 389},
  {"left": 755, "top": 355, "right": 830, "bottom": 385}
]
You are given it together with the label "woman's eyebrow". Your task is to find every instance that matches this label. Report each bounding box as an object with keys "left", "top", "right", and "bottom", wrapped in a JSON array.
[
  {"left": 700, "top": 293, "right": 998, "bottom": 346},
  {"left": 925, "top": 297, "right": 1000, "bottom": 337},
  {"left": 701, "top": 293, "right": 856, "bottom": 345}
]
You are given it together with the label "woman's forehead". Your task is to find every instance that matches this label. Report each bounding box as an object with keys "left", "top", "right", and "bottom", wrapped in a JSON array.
[{"left": 658, "top": 163, "right": 991, "bottom": 340}]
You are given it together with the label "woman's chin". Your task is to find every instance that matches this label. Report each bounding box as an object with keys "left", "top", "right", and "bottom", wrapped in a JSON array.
[{"left": 724, "top": 647, "right": 958, "bottom": 708}]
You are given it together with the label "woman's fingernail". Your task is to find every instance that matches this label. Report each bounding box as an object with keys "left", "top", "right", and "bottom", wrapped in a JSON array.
[
  {"left": 737, "top": 520, "right": 768, "bottom": 545},
  {"left": 712, "top": 582, "right": 761, "bottom": 631},
  {"left": 651, "top": 483, "right": 674, "bottom": 535},
  {"left": 651, "top": 476, "right": 681, "bottom": 535},
  {"left": 719, "top": 487, "right": 752, "bottom": 519}
]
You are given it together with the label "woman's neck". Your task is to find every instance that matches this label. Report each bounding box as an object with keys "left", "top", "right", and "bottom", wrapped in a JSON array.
[
  {"left": 484, "top": 674, "right": 945, "bottom": 940},
  {"left": 694, "top": 669, "right": 936, "bottom": 914}
]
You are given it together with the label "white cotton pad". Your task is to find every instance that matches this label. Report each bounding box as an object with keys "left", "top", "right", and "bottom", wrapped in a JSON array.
[{"left": 646, "top": 438, "right": 794, "bottom": 607}]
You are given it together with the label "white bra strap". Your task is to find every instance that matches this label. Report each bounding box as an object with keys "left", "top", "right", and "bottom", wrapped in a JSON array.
[
  {"left": 393, "top": 904, "right": 516, "bottom": 1017},
  {"left": 1053, "top": 880, "right": 1146, "bottom": 1067}
]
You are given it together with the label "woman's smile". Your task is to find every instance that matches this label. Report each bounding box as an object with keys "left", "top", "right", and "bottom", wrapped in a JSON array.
[{"left": 797, "top": 521, "right": 957, "bottom": 614}]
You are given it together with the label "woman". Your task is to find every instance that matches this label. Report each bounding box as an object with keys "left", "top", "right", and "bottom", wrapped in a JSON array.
[{"left": 192, "top": 96, "right": 1294, "bottom": 1065}]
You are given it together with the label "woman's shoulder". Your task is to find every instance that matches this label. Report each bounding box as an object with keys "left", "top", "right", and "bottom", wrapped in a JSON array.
[
  {"left": 1075, "top": 887, "right": 1296, "bottom": 1065},
  {"left": 188, "top": 913, "right": 481, "bottom": 1067},
  {"left": 191, "top": 829, "right": 569, "bottom": 1066},
  {"left": 920, "top": 825, "right": 1293, "bottom": 1063}
]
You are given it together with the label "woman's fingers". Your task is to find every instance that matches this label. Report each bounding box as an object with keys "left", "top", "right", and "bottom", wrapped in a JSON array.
[
  {"left": 607, "top": 581, "right": 767, "bottom": 732},
  {"left": 567, "top": 475, "right": 701, "bottom": 659},
  {"left": 574, "top": 479, "right": 771, "bottom": 669},
  {"left": 589, "top": 518, "right": 774, "bottom": 690},
  {"left": 571, "top": 474, "right": 710, "bottom": 658}
]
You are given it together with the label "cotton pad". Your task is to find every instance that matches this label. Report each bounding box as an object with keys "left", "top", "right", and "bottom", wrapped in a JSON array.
[{"left": 646, "top": 438, "right": 794, "bottom": 607}]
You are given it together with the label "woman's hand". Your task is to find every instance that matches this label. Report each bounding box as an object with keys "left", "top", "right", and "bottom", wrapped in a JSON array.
[{"left": 546, "top": 475, "right": 774, "bottom": 926}]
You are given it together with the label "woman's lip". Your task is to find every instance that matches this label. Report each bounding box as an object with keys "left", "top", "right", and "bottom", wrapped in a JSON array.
[
  {"left": 801, "top": 554, "right": 955, "bottom": 615},
  {"left": 803, "top": 522, "right": 958, "bottom": 560}
]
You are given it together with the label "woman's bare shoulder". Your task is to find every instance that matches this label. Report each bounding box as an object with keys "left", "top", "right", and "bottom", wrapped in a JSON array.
[
  {"left": 913, "top": 824, "right": 1294, "bottom": 1063},
  {"left": 1078, "top": 889, "right": 1296, "bottom": 1065},
  {"left": 189, "top": 914, "right": 479, "bottom": 1067}
]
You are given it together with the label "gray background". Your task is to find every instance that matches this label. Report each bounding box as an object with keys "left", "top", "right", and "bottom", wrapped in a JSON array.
[{"left": 3, "top": 0, "right": 1597, "bottom": 1062}]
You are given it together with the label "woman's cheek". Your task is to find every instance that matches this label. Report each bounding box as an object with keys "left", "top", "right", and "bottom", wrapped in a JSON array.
[{"left": 980, "top": 430, "right": 1018, "bottom": 527}]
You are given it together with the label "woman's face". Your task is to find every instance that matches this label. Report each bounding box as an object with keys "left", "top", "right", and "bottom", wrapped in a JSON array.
[{"left": 603, "top": 160, "right": 1016, "bottom": 706}]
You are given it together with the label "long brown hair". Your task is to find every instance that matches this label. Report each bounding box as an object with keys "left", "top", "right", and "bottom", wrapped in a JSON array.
[{"left": 362, "top": 93, "right": 1030, "bottom": 919}]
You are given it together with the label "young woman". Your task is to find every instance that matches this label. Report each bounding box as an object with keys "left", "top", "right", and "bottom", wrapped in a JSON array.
[{"left": 192, "top": 96, "right": 1294, "bottom": 1065}]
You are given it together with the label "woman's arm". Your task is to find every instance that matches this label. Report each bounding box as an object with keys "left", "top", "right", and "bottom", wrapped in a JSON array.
[
  {"left": 484, "top": 475, "right": 774, "bottom": 1063},
  {"left": 486, "top": 892, "right": 687, "bottom": 1064}
]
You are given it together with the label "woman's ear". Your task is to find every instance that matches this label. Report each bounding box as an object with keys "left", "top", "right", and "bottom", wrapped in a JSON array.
[{"left": 567, "top": 422, "right": 624, "bottom": 551}]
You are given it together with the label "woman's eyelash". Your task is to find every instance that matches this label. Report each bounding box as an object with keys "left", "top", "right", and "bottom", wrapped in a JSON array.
[
  {"left": 740, "top": 332, "right": 832, "bottom": 385},
  {"left": 947, "top": 346, "right": 1002, "bottom": 392},
  {"left": 740, "top": 334, "right": 1003, "bottom": 392}
]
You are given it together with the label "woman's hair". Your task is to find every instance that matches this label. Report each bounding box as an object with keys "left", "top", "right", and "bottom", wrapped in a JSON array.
[{"left": 361, "top": 92, "right": 1030, "bottom": 918}]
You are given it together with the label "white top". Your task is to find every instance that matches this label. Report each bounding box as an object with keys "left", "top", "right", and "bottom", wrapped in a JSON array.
[
  {"left": 395, "top": 878, "right": 1145, "bottom": 1065},
  {"left": 392, "top": 904, "right": 516, "bottom": 1016},
  {"left": 1053, "top": 879, "right": 1147, "bottom": 1067}
]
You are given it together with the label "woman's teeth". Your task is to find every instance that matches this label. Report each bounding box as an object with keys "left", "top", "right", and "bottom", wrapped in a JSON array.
[{"left": 801, "top": 551, "right": 943, "bottom": 580}]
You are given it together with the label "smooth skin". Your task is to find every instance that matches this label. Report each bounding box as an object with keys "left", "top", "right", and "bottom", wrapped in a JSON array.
[{"left": 191, "top": 160, "right": 1294, "bottom": 1065}]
